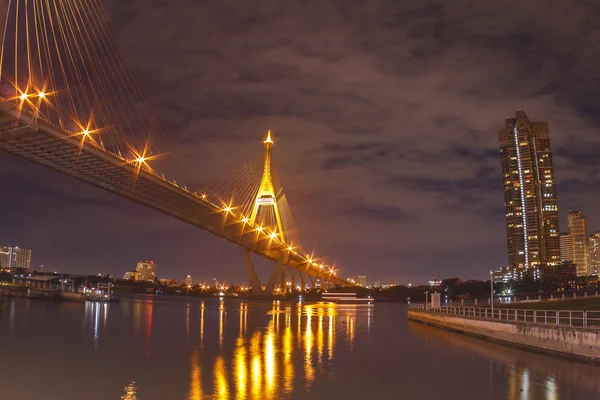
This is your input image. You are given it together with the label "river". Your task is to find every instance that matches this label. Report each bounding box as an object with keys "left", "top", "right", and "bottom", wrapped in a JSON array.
[{"left": 0, "top": 296, "right": 598, "bottom": 399}]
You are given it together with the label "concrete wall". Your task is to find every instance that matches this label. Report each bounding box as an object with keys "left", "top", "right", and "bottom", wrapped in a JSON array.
[
  {"left": 408, "top": 310, "right": 600, "bottom": 362},
  {"left": 58, "top": 292, "right": 86, "bottom": 302}
]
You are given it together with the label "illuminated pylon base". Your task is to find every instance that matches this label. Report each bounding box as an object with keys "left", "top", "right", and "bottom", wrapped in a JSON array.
[
  {"left": 278, "top": 262, "right": 323, "bottom": 293},
  {"left": 243, "top": 249, "right": 286, "bottom": 296},
  {"left": 243, "top": 250, "right": 326, "bottom": 295}
]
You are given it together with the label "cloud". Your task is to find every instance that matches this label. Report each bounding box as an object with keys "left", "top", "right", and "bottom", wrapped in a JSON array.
[{"left": 4, "top": 0, "right": 600, "bottom": 282}]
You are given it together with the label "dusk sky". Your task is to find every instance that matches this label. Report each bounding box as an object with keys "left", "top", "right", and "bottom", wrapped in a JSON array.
[{"left": 2, "top": 0, "right": 600, "bottom": 284}]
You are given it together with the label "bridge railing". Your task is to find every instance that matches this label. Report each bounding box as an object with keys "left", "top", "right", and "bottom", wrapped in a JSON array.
[{"left": 408, "top": 304, "right": 600, "bottom": 328}]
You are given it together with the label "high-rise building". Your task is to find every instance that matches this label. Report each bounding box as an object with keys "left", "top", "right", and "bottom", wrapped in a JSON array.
[
  {"left": 357, "top": 275, "right": 367, "bottom": 287},
  {"left": 568, "top": 210, "right": 589, "bottom": 277},
  {"left": 0, "top": 246, "right": 10, "bottom": 269},
  {"left": 588, "top": 232, "right": 600, "bottom": 276},
  {"left": 10, "top": 247, "right": 31, "bottom": 269},
  {"left": 497, "top": 110, "right": 560, "bottom": 280},
  {"left": 0, "top": 245, "right": 31, "bottom": 269},
  {"left": 123, "top": 271, "right": 139, "bottom": 281},
  {"left": 560, "top": 232, "right": 573, "bottom": 262},
  {"left": 136, "top": 261, "right": 157, "bottom": 282}
]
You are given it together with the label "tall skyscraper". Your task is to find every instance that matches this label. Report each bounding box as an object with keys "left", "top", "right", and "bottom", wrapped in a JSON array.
[
  {"left": 560, "top": 232, "right": 573, "bottom": 262},
  {"left": 136, "top": 261, "right": 157, "bottom": 282},
  {"left": 588, "top": 232, "right": 600, "bottom": 276},
  {"left": 497, "top": 110, "right": 560, "bottom": 280},
  {"left": 568, "top": 210, "right": 589, "bottom": 276}
]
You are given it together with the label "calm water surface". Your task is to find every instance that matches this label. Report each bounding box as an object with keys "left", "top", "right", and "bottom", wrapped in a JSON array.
[{"left": 0, "top": 296, "right": 599, "bottom": 399}]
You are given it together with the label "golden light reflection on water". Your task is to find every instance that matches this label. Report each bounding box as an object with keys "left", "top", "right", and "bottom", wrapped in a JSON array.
[
  {"left": 283, "top": 325, "right": 294, "bottom": 395},
  {"left": 186, "top": 301, "right": 368, "bottom": 400},
  {"left": 250, "top": 331, "right": 262, "bottom": 400},
  {"left": 188, "top": 351, "right": 202, "bottom": 400},
  {"left": 234, "top": 337, "right": 247, "bottom": 399},
  {"left": 214, "top": 356, "right": 229, "bottom": 399},
  {"left": 328, "top": 313, "right": 334, "bottom": 361},
  {"left": 239, "top": 302, "right": 247, "bottom": 338},
  {"left": 304, "top": 307, "right": 315, "bottom": 388},
  {"left": 264, "top": 325, "right": 277, "bottom": 398},
  {"left": 317, "top": 313, "right": 324, "bottom": 365},
  {"left": 200, "top": 302, "right": 205, "bottom": 346},
  {"left": 219, "top": 300, "right": 225, "bottom": 347}
]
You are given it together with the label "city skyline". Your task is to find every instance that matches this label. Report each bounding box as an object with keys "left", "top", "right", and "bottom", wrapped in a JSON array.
[{"left": 2, "top": 1, "right": 600, "bottom": 284}]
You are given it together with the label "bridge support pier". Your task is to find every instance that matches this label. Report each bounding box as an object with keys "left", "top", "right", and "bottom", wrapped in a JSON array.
[
  {"left": 243, "top": 249, "right": 262, "bottom": 293},
  {"left": 242, "top": 249, "right": 286, "bottom": 296},
  {"left": 309, "top": 274, "right": 316, "bottom": 290}
]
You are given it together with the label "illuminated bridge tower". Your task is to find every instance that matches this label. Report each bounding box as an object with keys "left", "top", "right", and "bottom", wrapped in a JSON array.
[{"left": 249, "top": 130, "right": 286, "bottom": 243}]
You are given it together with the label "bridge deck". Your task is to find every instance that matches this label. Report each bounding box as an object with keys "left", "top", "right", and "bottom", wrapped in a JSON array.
[{"left": 0, "top": 103, "right": 346, "bottom": 285}]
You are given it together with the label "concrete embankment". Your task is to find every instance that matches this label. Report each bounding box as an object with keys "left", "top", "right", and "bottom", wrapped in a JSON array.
[{"left": 408, "top": 310, "right": 600, "bottom": 362}]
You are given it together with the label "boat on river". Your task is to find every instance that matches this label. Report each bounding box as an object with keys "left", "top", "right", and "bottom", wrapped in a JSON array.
[
  {"left": 321, "top": 292, "right": 374, "bottom": 305},
  {"left": 83, "top": 282, "right": 119, "bottom": 303}
]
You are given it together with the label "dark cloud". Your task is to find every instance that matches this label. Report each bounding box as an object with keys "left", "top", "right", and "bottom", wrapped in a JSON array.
[{"left": 3, "top": 0, "right": 600, "bottom": 283}]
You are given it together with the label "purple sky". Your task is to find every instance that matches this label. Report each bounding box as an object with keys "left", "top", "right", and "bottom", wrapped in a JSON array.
[{"left": 2, "top": 0, "right": 600, "bottom": 285}]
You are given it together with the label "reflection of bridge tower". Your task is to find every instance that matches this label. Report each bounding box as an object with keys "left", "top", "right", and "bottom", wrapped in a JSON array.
[{"left": 249, "top": 131, "right": 286, "bottom": 243}]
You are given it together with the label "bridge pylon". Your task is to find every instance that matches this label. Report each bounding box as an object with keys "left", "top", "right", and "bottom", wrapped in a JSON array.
[{"left": 249, "top": 131, "right": 286, "bottom": 243}]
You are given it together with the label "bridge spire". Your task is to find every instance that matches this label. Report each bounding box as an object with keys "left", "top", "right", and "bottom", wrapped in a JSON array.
[{"left": 250, "top": 130, "right": 286, "bottom": 243}]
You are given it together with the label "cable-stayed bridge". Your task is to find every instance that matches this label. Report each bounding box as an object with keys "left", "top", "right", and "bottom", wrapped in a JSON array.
[{"left": 0, "top": 0, "right": 349, "bottom": 292}]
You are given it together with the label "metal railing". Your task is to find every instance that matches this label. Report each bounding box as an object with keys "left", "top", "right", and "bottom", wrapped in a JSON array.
[
  {"left": 409, "top": 304, "right": 600, "bottom": 328},
  {"left": 446, "top": 290, "right": 600, "bottom": 307}
]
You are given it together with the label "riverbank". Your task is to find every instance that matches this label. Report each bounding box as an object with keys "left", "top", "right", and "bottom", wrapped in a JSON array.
[
  {"left": 408, "top": 308, "right": 600, "bottom": 363},
  {"left": 495, "top": 296, "right": 600, "bottom": 310}
]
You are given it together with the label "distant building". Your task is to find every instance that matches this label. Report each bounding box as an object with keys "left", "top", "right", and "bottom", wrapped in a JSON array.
[
  {"left": 588, "top": 232, "right": 600, "bottom": 276},
  {"left": 560, "top": 232, "right": 573, "bottom": 262},
  {"left": 568, "top": 210, "right": 589, "bottom": 277},
  {"left": 540, "top": 261, "right": 577, "bottom": 290},
  {"left": 441, "top": 277, "right": 463, "bottom": 288},
  {"left": 123, "top": 271, "right": 138, "bottom": 281},
  {"left": 428, "top": 278, "right": 442, "bottom": 287},
  {"left": 185, "top": 275, "right": 192, "bottom": 286},
  {"left": 497, "top": 110, "right": 560, "bottom": 280},
  {"left": 492, "top": 266, "right": 514, "bottom": 283},
  {"left": 373, "top": 281, "right": 381, "bottom": 288},
  {"left": 136, "top": 261, "right": 156, "bottom": 282},
  {"left": 357, "top": 275, "right": 367, "bottom": 287},
  {"left": 159, "top": 278, "right": 178, "bottom": 287},
  {"left": 0, "top": 245, "right": 31, "bottom": 269},
  {"left": 0, "top": 246, "right": 10, "bottom": 268}
]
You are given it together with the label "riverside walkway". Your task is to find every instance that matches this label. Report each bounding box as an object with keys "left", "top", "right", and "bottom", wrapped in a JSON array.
[{"left": 408, "top": 304, "right": 600, "bottom": 362}]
